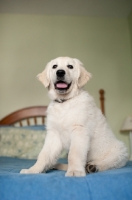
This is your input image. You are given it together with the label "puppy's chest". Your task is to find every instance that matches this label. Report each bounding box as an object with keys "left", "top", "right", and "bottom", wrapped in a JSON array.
[
  {"left": 47, "top": 103, "right": 72, "bottom": 129},
  {"left": 47, "top": 103, "right": 72, "bottom": 148}
]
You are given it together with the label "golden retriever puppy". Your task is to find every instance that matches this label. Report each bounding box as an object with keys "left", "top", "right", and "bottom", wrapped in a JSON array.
[{"left": 20, "top": 57, "right": 128, "bottom": 176}]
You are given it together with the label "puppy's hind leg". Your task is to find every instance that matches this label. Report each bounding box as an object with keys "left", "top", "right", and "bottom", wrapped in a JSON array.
[
  {"left": 20, "top": 130, "right": 63, "bottom": 174},
  {"left": 89, "top": 142, "right": 128, "bottom": 172}
]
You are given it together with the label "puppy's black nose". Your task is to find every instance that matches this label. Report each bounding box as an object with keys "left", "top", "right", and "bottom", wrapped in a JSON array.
[{"left": 56, "top": 70, "right": 65, "bottom": 78}]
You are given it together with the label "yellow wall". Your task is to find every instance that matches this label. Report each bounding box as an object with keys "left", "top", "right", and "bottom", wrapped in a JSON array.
[{"left": 0, "top": 14, "right": 132, "bottom": 154}]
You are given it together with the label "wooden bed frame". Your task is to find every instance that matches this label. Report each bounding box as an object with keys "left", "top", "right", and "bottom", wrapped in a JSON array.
[{"left": 0, "top": 89, "right": 105, "bottom": 126}]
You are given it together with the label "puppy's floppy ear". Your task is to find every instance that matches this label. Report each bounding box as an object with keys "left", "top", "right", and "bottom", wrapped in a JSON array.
[
  {"left": 37, "top": 64, "right": 50, "bottom": 88},
  {"left": 74, "top": 58, "right": 92, "bottom": 88},
  {"left": 78, "top": 65, "right": 92, "bottom": 88}
]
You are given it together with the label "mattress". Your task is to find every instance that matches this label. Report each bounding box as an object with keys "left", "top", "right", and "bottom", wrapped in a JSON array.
[{"left": 0, "top": 157, "right": 132, "bottom": 200}]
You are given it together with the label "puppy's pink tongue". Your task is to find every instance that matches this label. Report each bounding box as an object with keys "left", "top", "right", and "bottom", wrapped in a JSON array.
[{"left": 56, "top": 83, "right": 68, "bottom": 88}]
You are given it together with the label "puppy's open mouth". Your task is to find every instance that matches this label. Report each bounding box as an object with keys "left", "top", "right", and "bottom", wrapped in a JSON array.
[{"left": 54, "top": 81, "right": 71, "bottom": 90}]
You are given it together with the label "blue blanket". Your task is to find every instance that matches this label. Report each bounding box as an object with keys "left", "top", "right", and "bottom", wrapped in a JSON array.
[{"left": 0, "top": 157, "right": 132, "bottom": 200}]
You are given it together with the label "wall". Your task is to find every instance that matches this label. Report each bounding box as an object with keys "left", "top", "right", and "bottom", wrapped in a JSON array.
[
  {"left": 0, "top": 14, "right": 132, "bottom": 154},
  {"left": 127, "top": 10, "right": 132, "bottom": 155},
  {"left": 128, "top": 11, "right": 132, "bottom": 56}
]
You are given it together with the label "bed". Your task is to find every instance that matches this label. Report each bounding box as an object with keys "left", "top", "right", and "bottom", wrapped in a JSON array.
[{"left": 0, "top": 89, "right": 132, "bottom": 200}]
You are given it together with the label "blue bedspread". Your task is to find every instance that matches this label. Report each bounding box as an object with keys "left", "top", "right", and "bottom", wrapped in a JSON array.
[{"left": 0, "top": 157, "right": 132, "bottom": 200}]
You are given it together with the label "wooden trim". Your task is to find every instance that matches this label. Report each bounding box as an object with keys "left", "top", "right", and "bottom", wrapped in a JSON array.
[
  {"left": 0, "top": 106, "right": 47, "bottom": 126},
  {"left": 99, "top": 89, "right": 105, "bottom": 115}
]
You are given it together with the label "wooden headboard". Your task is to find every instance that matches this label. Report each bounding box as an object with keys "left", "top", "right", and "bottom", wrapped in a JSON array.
[{"left": 0, "top": 89, "right": 105, "bottom": 126}]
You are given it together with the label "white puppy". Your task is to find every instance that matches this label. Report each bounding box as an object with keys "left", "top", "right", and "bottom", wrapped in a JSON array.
[{"left": 20, "top": 57, "right": 128, "bottom": 176}]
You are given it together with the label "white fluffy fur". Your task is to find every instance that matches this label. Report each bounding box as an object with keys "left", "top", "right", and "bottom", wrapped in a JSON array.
[{"left": 20, "top": 57, "right": 128, "bottom": 177}]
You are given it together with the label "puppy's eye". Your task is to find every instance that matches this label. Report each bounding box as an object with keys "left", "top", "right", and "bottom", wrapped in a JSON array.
[
  {"left": 67, "top": 65, "right": 73, "bottom": 69},
  {"left": 53, "top": 65, "right": 57, "bottom": 69}
]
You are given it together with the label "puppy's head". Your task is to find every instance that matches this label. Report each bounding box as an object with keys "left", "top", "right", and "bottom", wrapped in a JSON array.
[{"left": 37, "top": 57, "right": 91, "bottom": 99}]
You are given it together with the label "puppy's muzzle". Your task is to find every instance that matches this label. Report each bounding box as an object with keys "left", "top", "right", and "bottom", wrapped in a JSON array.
[
  {"left": 54, "top": 69, "right": 71, "bottom": 91},
  {"left": 56, "top": 70, "right": 65, "bottom": 78}
]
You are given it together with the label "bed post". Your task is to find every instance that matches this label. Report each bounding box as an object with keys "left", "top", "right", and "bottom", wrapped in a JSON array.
[{"left": 99, "top": 89, "right": 105, "bottom": 115}]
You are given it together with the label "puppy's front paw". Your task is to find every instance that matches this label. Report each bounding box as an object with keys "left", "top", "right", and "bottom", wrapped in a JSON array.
[
  {"left": 20, "top": 168, "right": 40, "bottom": 174},
  {"left": 20, "top": 169, "right": 30, "bottom": 174},
  {"left": 65, "top": 169, "right": 86, "bottom": 177}
]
